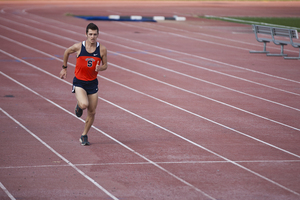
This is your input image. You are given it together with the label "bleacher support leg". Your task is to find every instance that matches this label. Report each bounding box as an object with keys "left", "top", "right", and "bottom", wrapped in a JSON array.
[
  {"left": 284, "top": 49, "right": 300, "bottom": 60},
  {"left": 249, "top": 42, "right": 270, "bottom": 53},
  {"left": 267, "top": 45, "right": 288, "bottom": 57}
]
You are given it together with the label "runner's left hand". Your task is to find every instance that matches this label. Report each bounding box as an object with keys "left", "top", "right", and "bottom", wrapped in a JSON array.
[{"left": 95, "top": 61, "right": 100, "bottom": 72}]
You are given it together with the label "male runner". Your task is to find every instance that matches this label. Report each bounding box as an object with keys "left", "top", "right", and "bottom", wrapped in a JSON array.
[{"left": 59, "top": 23, "right": 107, "bottom": 145}]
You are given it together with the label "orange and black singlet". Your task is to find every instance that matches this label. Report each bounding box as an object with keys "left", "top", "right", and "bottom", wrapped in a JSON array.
[{"left": 75, "top": 41, "right": 102, "bottom": 81}]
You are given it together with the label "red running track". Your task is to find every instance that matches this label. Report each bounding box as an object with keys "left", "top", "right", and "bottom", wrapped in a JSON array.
[{"left": 0, "top": 1, "right": 300, "bottom": 200}]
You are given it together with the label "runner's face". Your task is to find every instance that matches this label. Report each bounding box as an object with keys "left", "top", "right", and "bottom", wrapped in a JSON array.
[{"left": 86, "top": 29, "right": 98, "bottom": 44}]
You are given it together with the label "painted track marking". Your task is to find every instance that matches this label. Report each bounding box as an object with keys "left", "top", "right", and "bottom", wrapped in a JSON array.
[
  {"left": 0, "top": 182, "right": 16, "bottom": 200},
  {"left": 1, "top": 159, "right": 300, "bottom": 170}
]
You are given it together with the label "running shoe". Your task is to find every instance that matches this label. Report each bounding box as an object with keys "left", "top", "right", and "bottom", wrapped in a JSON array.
[
  {"left": 75, "top": 104, "right": 83, "bottom": 117},
  {"left": 79, "top": 135, "right": 90, "bottom": 146}
]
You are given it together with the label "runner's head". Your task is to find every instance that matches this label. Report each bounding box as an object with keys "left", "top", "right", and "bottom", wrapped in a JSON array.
[{"left": 86, "top": 23, "right": 99, "bottom": 44}]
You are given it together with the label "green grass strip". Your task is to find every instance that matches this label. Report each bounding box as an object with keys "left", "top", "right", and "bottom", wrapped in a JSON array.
[{"left": 202, "top": 15, "right": 300, "bottom": 31}]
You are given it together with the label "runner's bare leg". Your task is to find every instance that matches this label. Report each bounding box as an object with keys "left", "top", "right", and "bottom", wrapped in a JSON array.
[
  {"left": 82, "top": 92, "right": 98, "bottom": 136},
  {"left": 75, "top": 87, "right": 89, "bottom": 110}
]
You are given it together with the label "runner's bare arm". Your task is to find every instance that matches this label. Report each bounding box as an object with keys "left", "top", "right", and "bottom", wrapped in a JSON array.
[
  {"left": 59, "top": 43, "right": 81, "bottom": 79},
  {"left": 95, "top": 45, "right": 108, "bottom": 72}
]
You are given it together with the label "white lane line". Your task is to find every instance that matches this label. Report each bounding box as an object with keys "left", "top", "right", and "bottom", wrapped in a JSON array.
[
  {"left": 108, "top": 52, "right": 300, "bottom": 113},
  {"left": 117, "top": 20, "right": 299, "bottom": 53},
  {"left": 109, "top": 62, "right": 300, "bottom": 129},
  {"left": 0, "top": 25, "right": 66, "bottom": 49},
  {"left": 0, "top": 72, "right": 216, "bottom": 200},
  {"left": 112, "top": 22, "right": 300, "bottom": 82},
  {"left": 0, "top": 107, "right": 119, "bottom": 200},
  {"left": 11, "top": 8, "right": 300, "bottom": 85},
  {"left": 141, "top": 21, "right": 298, "bottom": 51},
  {"left": 103, "top": 39, "right": 300, "bottom": 97},
  {"left": 1, "top": 49, "right": 299, "bottom": 196},
  {"left": 0, "top": 182, "right": 16, "bottom": 200},
  {"left": 102, "top": 26, "right": 300, "bottom": 84},
  {"left": 1, "top": 159, "right": 300, "bottom": 170},
  {"left": 1, "top": 29, "right": 300, "bottom": 133},
  {"left": 116, "top": 21, "right": 248, "bottom": 51},
  {"left": 1, "top": 34, "right": 300, "bottom": 155}
]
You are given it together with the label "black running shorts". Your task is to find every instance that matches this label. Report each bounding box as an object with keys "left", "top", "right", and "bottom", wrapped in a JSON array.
[{"left": 72, "top": 77, "right": 98, "bottom": 95}]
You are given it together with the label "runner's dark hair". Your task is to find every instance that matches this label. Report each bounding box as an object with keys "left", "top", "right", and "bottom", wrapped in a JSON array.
[{"left": 86, "top": 23, "right": 99, "bottom": 34}]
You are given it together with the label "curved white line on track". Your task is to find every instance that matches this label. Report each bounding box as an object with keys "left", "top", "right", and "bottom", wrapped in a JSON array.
[
  {"left": 137, "top": 21, "right": 299, "bottom": 52},
  {"left": 1, "top": 159, "right": 300, "bottom": 170},
  {"left": 103, "top": 39, "right": 300, "bottom": 97},
  {"left": 1, "top": 51, "right": 299, "bottom": 196},
  {"left": 104, "top": 42, "right": 300, "bottom": 111},
  {"left": 116, "top": 21, "right": 300, "bottom": 56},
  {"left": 109, "top": 62, "right": 300, "bottom": 130},
  {"left": 111, "top": 22, "right": 300, "bottom": 83},
  {"left": 0, "top": 182, "right": 15, "bottom": 200}
]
